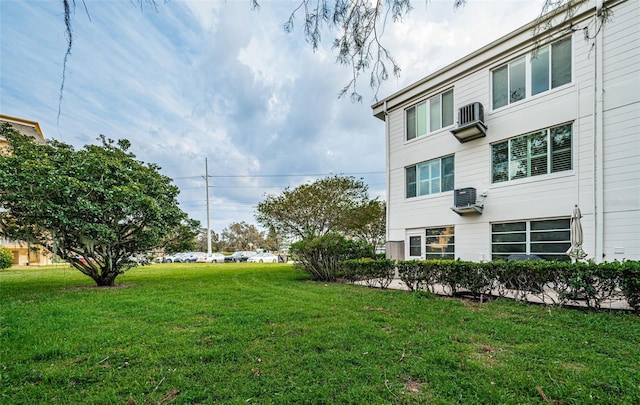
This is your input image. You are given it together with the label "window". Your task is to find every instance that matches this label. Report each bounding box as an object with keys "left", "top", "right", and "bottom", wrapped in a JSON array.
[
  {"left": 492, "top": 219, "right": 570, "bottom": 261},
  {"left": 492, "top": 123, "right": 572, "bottom": 183},
  {"left": 492, "top": 57, "right": 526, "bottom": 109},
  {"left": 406, "top": 89, "right": 454, "bottom": 140},
  {"left": 492, "top": 37, "right": 572, "bottom": 109},
  {"left": 425, "top": 226, "right": 455, "bottom": 259},
  {"left": 409, "top": 235, "right": 422, "bottom": 257},
  {"left": 532, "top": 37, "right": 572, "bottom": 95},
  {"left": 406, "top": 155, "right": 454, "bottom": 198}
]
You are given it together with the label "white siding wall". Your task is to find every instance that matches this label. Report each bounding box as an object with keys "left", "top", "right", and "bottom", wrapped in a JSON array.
[
  {"left": 384, "top": 0, "right": 639, "bottom": 262},
  {"left": 601, "top": 0, "right": 640, "bottom": 260}
]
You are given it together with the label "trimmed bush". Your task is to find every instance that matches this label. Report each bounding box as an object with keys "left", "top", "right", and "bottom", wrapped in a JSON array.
[
  {"left": 553, "top": 261, "right": 623, "bottom": 309},
  {"left": 290, "top": 233, "right": 374, "bottom": 281},
  {"left": 620, "top": 260, "right": 640, "bottom": 313},
  {"left": 0, "top": 246, "right": 12, "bottom": 270},
  {"left": 341, "top": 258, "right": 395, "bottom": 288},
  {"left": 396, "top": 260, "right": 432, "bottom": 292},
  {"left": 493, "top": 260, "right": 556, "bottom": 303},
  {"left": 358, "top": 258, "right": 638, "bottom": 312}
]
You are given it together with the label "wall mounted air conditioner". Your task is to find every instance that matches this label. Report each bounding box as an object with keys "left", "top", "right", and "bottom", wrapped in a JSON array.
[
  {"left": 454, "top": 187, "right": 476, "bottom": 207},
  {"left": 450, "top": 102, "right": 487, "bottom": 143},
  {"left": 451, "top": 187, "right": 483, "bottom": 215}
]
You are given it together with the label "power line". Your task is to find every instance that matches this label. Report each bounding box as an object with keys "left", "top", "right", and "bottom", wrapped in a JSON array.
[{"left": 171, "top": 171, "right": 384, "bottom": 180}]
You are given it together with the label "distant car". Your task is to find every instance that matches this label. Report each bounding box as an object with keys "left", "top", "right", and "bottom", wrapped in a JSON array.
[
  {"left": 163, "top": 253, "right": 187, "bottom": 263},
  {"left": 196, "top": 253, "right": 226, "bottom": 263},
  {"left": 183, "top": 252, "right": 204, "bottom": 263},
  {"left": 247, "top": 252, "right": 279, "bottom": 263},
  {"left": 224, "top": 251, "right": 257, "bottom": 262}
]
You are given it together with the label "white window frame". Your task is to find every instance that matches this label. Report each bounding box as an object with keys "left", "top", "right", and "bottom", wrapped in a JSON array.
[
  {"left": 425, "top": 226, "right": 455, "bottom": 260},
  {"left": 405, "top": 155, "right": 455, "bottom": 198},
  {"left": 407, "top": 233, "right": 424, "bottom": 259},
  {"left": 491, "top": 122, "right": 573, "bottom": 184},
  {"left": 405, "top": 89, "right": 454, "bottom": 141},
  {"left": 491, "top": 218, "right": 571, "bottom": 261},
  {"left": 491, "top": 36, "right": 573, "bottom": 111}
]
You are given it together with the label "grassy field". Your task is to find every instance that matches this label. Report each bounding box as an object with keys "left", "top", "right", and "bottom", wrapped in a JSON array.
[{"left": 1, "top": 263, "right": 639, "bottom": 404}]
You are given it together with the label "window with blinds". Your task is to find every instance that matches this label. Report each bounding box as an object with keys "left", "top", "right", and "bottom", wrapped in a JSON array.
[
  {"left": 492, "top": 123, "right": 572, "bottom": 183},
  {"left": 492, "top": 218, "right": 571, "bottom": 261}
]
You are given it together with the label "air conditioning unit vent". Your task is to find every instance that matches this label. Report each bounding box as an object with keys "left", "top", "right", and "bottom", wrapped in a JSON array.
[
  {"left": 454, "top": 187, "right": 477, "bottom": 207},
  {"left": 459, "top": 102, "right": 484, "bottom": 126},
  {"left": 450, "top": 102, "right": 487, "bottom": 143}
]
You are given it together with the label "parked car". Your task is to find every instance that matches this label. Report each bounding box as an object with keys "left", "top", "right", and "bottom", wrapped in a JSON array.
[
  {"left": 196, "top": 253, "right": 226, "bottom": 263},
  {"left": 247, "top": 252, "right": 279, "bottom": 263},
  {"left": 182, "top": 252, "right": 204, "bottom": 263},
  {"left": 163, "top": 253, "right": 189, "bottom": 263},
  {"left": 224, "top": 251, "right": 257, "bottom": 262}
]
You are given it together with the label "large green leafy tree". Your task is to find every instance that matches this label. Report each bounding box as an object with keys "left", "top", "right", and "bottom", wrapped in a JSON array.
[
  {"left": 256, "top": 176, "right": 384, "bottom": 280},
  {"left": 255, "top": 175, "right": 376, "bottom": 239},
  {"left": 0, "top": 124, "right": 193, "bottom": 286}
]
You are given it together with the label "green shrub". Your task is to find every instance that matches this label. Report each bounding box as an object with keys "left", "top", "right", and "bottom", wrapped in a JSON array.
[
  {"left": 397, "top": 260, "right": 429, "bottom": 292},
  {"left": 0, "top": 246, "right": 12, "bottom": 270},
  {"left": 493, "top": 260, "right": 556, "bottom": 303},
  {"left": 341, "top": 258, "right": 395, "bottom": 288},
  {"left": 457, "top": 261, "right": 495, "bottom": 298},
  {"left": 553, "top": 261, "right": 623, "bottom": 309},
  {"left": 620, "top": 260, "right": 640, "bottom": 313},
  {"left": 359, "top": 257, "right": 638, "bottom": 311},
  {"left": 290, "top": 233, "right": 374, "bottom": 281}
]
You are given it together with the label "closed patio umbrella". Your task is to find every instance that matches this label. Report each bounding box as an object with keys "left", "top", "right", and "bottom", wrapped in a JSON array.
[{"left": 566, "top": 204, "right": 587, "bottom": 261}]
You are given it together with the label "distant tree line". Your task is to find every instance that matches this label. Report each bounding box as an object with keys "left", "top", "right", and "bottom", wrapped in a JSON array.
[{"left": 192, "top": 221, "right": 282, "bottom": 254}]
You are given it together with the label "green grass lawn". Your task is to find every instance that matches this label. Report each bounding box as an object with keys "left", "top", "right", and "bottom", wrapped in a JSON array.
[{"left": 1, "top": 263, "right": 639, "bottom": 404}]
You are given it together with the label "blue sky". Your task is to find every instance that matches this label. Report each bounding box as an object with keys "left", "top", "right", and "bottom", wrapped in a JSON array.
[{"left": 0, "top": 0, "right": 545, "bottom": 234}]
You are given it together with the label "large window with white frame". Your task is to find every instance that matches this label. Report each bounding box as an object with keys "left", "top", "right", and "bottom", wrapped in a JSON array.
[
  {"left": 425, "top": 226, "right": 455, "bottom": 260},
  {"left": 406, "top": 89, "right": 454, "bottom": 140},
  {"left": 492, "top": 37, "right": 572, "bottom": 110},
  {"left": 491, "top": 218, "right": 571, "bottom": 261},
  {"left": 406, "top": 155, "right": 454, "bottom": 198},
  {"left": 492, "top": 123, "right": 572, "bottom": 183}
]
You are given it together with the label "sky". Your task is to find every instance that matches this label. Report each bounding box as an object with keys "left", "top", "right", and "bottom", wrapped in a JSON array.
[{"left": 0, "top": 0, "right": 547, "bottom": 235}]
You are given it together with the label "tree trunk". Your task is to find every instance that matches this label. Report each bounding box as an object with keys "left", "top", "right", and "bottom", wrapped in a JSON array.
[{"left": 95, "top": 271, "right": 117, "bottom": 287}]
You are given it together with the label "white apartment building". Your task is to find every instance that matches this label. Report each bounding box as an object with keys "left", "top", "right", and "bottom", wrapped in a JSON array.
[{"left": 372, "top": 0, "right": 639, "bottom": 263}]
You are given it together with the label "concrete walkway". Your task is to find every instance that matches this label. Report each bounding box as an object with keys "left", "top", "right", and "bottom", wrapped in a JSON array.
[{"left": 356, "top": 277, "right": 633, "bottom": 311}]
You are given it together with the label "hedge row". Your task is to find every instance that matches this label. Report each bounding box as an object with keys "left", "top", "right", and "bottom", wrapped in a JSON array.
[{"left": 341, "top": 259, "right": 640, "bottom": 312}]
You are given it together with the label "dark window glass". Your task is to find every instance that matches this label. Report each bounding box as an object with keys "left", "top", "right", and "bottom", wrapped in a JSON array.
[
  {"left": 492, "top": 66, "right": 508, "bottom": 109},
  {"left": 510, "top": 57, "right": 526, "bottom": 103},
  {"left": 531, "top": 47, "right": 550, "bottom": 95},
  {"left": 551, "top": 37, "right": 572, "bottom": 88},
  {"left": 406, "top": 106, "right": 416, "bottom": 140},
  {"left": 406, "top": 166, "right": 416, "bottom": 198},
  {"left": 409, "top": 235, "right": 422, "bottom": 257},
  {"left": 441, "top": 155, "right": 455, "bottom": 192},
  {"left": 442, "top": 90, "right": 454, "bottom": 127}
]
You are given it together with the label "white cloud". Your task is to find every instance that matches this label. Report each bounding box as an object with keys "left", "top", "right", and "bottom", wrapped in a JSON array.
[{"left": 1, "top": 0, "right": 547, "bottom": 232}]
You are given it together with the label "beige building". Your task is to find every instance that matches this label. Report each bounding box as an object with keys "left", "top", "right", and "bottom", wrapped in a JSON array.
[{"left": 1, "top": 114, "right": 52, "bottom": 265}]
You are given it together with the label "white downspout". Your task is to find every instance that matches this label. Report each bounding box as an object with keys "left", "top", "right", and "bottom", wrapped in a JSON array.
[
  {"left": 384, "top": 100, "right": 391, "bottom": 258},
  {"left": 594, "top": 0, "right": 605, "bottom": 262}
]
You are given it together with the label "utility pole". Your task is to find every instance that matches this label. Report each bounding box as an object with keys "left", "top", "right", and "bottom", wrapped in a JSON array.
[{"left": 205, "top": 158, "right": 211, "bottom": 255}]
